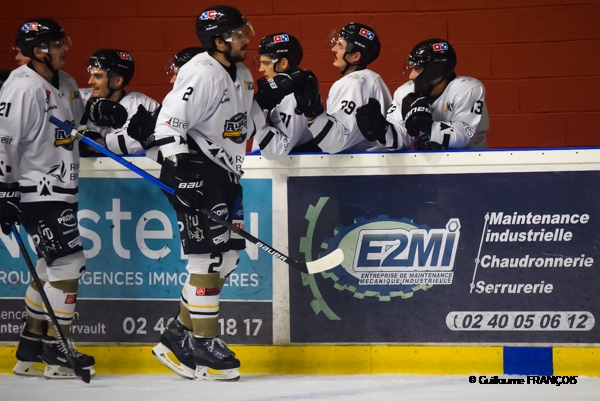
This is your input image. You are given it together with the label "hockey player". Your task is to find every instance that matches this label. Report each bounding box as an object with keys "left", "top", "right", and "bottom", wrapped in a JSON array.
[
  {"left": 355, "top": 38, "right": 489, "bottom": 150},
  {"left": 80, "top": 49, "right": 160, "bottom": 156},
  {"left": 0, "top": 18, "right": 95, "bottom": 379},
  {"left": 293, "top": 22, "right": 392, "bottom": 153},
  {"left": 126, "top": 47, "right": 206, "bottom": 157},
  {"left": 150, "top": 5, "right": 294, "bottom": 381},
  {"left": 251, "top": 33, "right": 319, "bottom": 158},
  {"left": 167, "top": 47, "right": 205, "bottom": 84}
]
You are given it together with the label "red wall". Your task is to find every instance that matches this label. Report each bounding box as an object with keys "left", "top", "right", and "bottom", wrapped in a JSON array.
[{"left": 2, "top": 0, "right": 599, "bottom": 149}]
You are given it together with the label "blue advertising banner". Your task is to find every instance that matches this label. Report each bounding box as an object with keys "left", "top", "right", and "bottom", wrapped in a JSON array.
[
  {"left": 288, "top": 172, "right": 600, "bottom": 343},
  {"left": 0, "top": 177, "right": 273, "bottom": 344}
]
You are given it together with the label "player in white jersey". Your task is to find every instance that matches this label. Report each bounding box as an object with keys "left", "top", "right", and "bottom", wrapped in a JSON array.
[
  {"left": 293, "top": 22, "right": 392, "bottom": 153},
  {"left": 126, "top": 47, "right": 206, "bottom": 163},
  {"left": 356, "top": 38, "right": 489, "bottom": 150},
  {"left": 150, "top": 5, "right": 294, "bottom": 382},
  {"left": 79, "top": 49, "right": 160, "bottom": 156},
  {"left": 252, "top": 33, "right": 319, "bottom": 158},
  {"left": 0, "top": 18, "right": 95, "bottom": 379}
]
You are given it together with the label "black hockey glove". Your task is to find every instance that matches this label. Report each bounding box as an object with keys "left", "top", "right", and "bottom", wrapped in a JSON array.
[
  {"left": 88, "top": 98, "right": 128, "bottom": 129},
  {"left": 355, "top": 98, "right": 388, "bottom": 142},
  {"left": 79, "top": 130, "right": 105, "bottom": 157},
  {"left": 401, "top": 93, "right": 434, "bottom": 138},
  {"left": 254, "top": 69, "right": 309, "bottom": 111},
  {"left": 128, "top": 104, "right": 159, "bottom": 150},
  {"left": 0, "top": 182, "right": 21, "bottom": 235},
  {"left": 159, "top": 155, "right": 204, "bottom": 212},
  {"left": 294, "top": 72, "right": 324, "bottom": 119}
]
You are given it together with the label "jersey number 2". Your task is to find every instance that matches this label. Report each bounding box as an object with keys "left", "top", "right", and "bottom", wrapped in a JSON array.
[{"left": 182, "top": 87, "right": 194, "bottom": 101}]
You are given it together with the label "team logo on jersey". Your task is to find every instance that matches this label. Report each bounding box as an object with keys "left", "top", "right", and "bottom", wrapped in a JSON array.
[
  {"left": 120, "top": 52, "right": 132, "bottom": 61},
  {"left": 47, "top": 161, "right": 68, "bottom": 183},
  {"left": 222, "top": 112, "right": 248, "bottom": 144},
  {"left": 200, "top": 10, "right": 217, "bottom": 20},
  {"left": 45, "top": 90, "right": 51, "bottom": 104},
  {"left": 70, "top": 90, "right": 80, "bottom": 100},
  {"left": 57, "top": 209, "right": 77, "bottom": 228},
  {"left": 273, "top": 34, "right": 289, "bottom": 43},
  {"left": 22, "top": 22, "right": 39, "bottom": 32},
  {"left": 432, "top": 42, "right": 449, "bottom": 51},
  {"left": 244, "top": 80, "right": 254, "bottom": 90},
  {"left": 359, "top": 28, "right": 375, "bottom": 40},
  {"left": 54, "top": 120, "right": 75, "bottom": 151}
]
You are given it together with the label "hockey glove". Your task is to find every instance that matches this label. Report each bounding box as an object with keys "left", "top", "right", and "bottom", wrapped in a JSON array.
[
  {"left": 355, "top": 98, "right": 388, "bottom": 142},
  {"left": 401, "top": 93, "right": 433, "bottom": 138},
  {"left": 88, "top": 98, "right": 128, "bottom": 129},
  {"left": 293, "top": 72, "right": 324, "bottom": 119},
  {"left": 78, "top": 130, "right": 106, "bottom": 157},
  {"left": 159, "top": 155, "right": 204, "bottom": 212},
  {"left": 128, "top": 104, "right": 159, "bottom": 150},
  {"left": 0, "top": 182, "right": 21, "bottom": 235},
  {"left": 254, "top": 69, "right": 309, "bottom": 111}
]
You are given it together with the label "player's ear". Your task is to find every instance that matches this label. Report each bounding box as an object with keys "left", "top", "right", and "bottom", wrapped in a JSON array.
[
  {"left": 32, "top": 47, "right": 46, "bottom": 59},
  {"left": 114, "top": 75, "right": 125, "bottom": 89},
  {"left": 280, "top": 58, "right": 289, "bottom": 71},
  {"left": 351, "top": 51, "right": 362, "bottom": 64},
  {"left": 214, "top": 37, "right": 227, "bottom": 52}
]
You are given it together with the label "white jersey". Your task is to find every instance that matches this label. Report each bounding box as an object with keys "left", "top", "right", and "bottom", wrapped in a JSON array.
[
  {"left": 154, "top": 52, "right": 265, "bottom": 175},
  {"left": 251, "top": 93, "right": 313, "bottom": 159},
  {"left": 0, "top": 65, "right": 84, "bottom": 203},
  {"left": 308, "top": 69, "right": 392, "bottom": 153},
  {"left": 383, "top": 76, "right": 489, "bottom": 150},
  {"left": 80, "top": 89, "right": 160, "bottom": 155}
]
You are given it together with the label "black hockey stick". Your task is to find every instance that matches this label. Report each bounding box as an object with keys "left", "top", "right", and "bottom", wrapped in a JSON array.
[
  {"left": 49, "top": 116, "right": 343, "bottom": 274},
  {"left": 11, "top": 226, "right": 91, "bottom": 383}
]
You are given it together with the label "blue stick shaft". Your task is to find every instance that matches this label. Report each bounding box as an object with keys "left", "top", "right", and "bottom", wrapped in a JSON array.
[{"left": 48, "top": 116, "right": 174, "bottom": 195}]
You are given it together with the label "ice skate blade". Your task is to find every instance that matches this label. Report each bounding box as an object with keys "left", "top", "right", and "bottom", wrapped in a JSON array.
[
  {"left": 152, "top": 343, "right": 195, "bottom": 380},
  {"left": 43, "top": 365, "right": 96, "bottom": 379},
  {"left": 13, "top": 360, "right": 45, "bottom": 377},
  {"left": 194, "top": 366, "right": 240, "bottom": 381}
]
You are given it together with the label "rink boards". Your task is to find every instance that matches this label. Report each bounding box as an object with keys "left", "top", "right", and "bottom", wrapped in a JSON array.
[{"left": 1, "top": 149, "right": 600, "bottom": 375}]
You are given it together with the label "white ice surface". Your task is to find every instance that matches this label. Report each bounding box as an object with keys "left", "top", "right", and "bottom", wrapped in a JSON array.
[{"left": 1, "top": 374, "right": 599, "bottom": 401}]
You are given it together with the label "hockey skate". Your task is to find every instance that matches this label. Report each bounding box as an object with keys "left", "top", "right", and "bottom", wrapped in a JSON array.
[
  {"left": 192, "top": 336, "right": 240, "bottom": 381},
  {"left": 41, "top": 336, "right": 95, "bottom": 379},
  {"left": 13, "top": 329, "right": 45, "bottom": 377},
  {"left": 152, "top": 319, "right": 195, "bottom": 380}
]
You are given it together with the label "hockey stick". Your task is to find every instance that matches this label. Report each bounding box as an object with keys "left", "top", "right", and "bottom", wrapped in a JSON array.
[
  {"left": 11, "top": 226, "right": 91, "bottom": 383},
  {"left": 49, "top": 116, "right": 343, "bottom": 274}
]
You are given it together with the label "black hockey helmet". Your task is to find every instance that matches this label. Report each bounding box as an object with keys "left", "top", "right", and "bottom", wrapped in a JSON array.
[
  {"left": 339, "top": 22, "right": 380, "bottom": 66},
  {"left": 258, "top": 33, "right": 303, "bottom": 69},
  {"left": 196, "top": 5, "right": 254, "bottom": 49},
  {"left": 406, "top": 38, "right": 457, "bottom": 95},
  {"left": 173, "top": 47, "right": 205, "bottom": 68},
  {"left": 16, "top": 18, "right": 67, "bottom": 58},
  {"left": 88, "top": 49, "right": 135, "bottom": 86}
]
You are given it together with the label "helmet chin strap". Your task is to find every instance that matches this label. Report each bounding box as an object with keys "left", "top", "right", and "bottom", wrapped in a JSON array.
[{"left": 340, "top": 52, "right": 365, "bottom": 75}]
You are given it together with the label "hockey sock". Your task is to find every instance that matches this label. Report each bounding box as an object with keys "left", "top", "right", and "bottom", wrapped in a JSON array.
[
  {"left": 43, "top": 280, "right": 78, "bottom": 338},
  {"left": 183, "top": 273, "right": 220, "bottom": 338},
  {"left": 178, "top": 301, "right": 193, "bottom": 329},
  {"left": 24, "top": 281, "right": 46, "bottom": 335}
]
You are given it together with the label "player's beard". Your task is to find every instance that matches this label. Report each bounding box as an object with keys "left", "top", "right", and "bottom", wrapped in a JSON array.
[{"left": 227, "top": 46, "right": 247, "bottom": 63}]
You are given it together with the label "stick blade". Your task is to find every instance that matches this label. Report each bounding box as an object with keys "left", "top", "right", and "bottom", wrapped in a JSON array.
[
  {"left": 76, "top": 365, "right": 91, "bottom": 383},
  {"left": 306, "top": 248, "right": 344, "bottom": 274}
]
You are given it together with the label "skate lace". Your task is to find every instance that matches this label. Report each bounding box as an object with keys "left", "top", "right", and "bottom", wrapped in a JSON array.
[
  {"left": 180, "top": 331, "right": 194, "bottom": 359},
  {"left": 58, "top": 338, "right": 84, "bottom": 358},
  {"left": 213, "top": 337, "right": 234, "bottom": 357}
]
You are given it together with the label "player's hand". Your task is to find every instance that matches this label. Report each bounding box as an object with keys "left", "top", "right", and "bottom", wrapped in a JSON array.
[
  {"left": 88, "top": 98, "right": 128, "bottom": 129},
  {"left": 159, "top": 155, "right": 204, "bottom": 212},
  {"left": 355, "top": 98, "right": 388, "bottom": 142},
  {"left": 128, "top": 105, "right": 158, "bottom": 149},
  {"left": 254, "top": 69, "right": 311, "bottom": 111},
  {"left": 401, "top": 94, "right": 433, "bottom": 138},
  {"left": 293, "top": 72, "right": 324, "bottom": 119},
  {"left": 0, "top": 182, "right": 21, "bottom": 235}
]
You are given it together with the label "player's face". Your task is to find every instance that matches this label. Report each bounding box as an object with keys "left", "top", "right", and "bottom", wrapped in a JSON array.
[
  {"left": 46, "top": 37, "right": 71, "bottom": 70},
  {"left": 88, "top": 67, "right": 110, "bottom": 98},
  {"left": 259, "top": 55, "right": 276, "bottom": 79},
  {"left": 332, "top": 38, "right": 348, "bottom": 70},
  {"left": 13, "top": 46, "right": 30, "bottom": 66},
  {"left": 169, "top": 66, "right": 180, "bottom": 84},
  {"left": 409, "top": 66, "right": 424, "bottom": 80}
]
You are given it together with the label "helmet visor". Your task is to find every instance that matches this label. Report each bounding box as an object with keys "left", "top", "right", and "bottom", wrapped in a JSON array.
[
  {"left": 41, "top": 36, "right": 72, "bottom": 53},
  {"left": 165, "top": 57, "right": 176, "bottom": 75},
  {"left": 222, "top": 22, "right": 255, "bottom": 44},
  {"left": 327, "top": 30, "right": 351, "bottom": 52}
]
